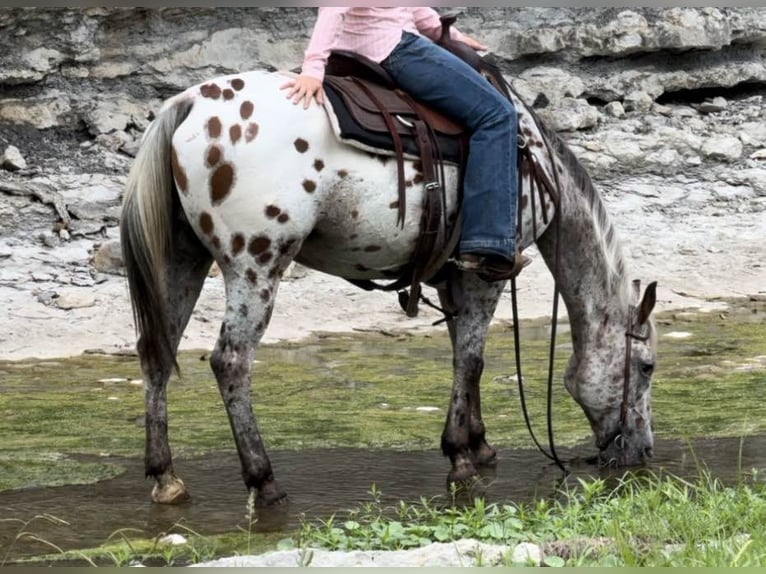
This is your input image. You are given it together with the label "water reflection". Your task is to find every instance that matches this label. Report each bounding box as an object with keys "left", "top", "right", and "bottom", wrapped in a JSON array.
[{"left": 2, "top": 434, "right": 765, "bottom": 558}]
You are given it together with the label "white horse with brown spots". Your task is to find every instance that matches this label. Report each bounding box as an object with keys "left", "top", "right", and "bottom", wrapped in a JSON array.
[{"left": 121, "top": 69, "right": 658, "bottom": 506}]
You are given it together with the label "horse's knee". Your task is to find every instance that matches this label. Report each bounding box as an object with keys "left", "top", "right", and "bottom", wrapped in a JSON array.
[{"left": 210, "top": 335, "right": 250, "bottom": 381}]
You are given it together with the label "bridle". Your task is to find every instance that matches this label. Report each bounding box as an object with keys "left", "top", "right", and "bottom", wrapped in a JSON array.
[{"left": 512, "top": 283, "right": 651, "bottom": 472}]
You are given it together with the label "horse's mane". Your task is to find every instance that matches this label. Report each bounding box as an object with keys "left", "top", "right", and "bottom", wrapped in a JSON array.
[{"left": 524, "top": 101, "right": 630, "bottom": 304}]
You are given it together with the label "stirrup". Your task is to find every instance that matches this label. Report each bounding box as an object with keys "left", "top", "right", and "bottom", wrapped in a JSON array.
[{"left": 453, "top": 251, "right": 531, "bottom": 283}]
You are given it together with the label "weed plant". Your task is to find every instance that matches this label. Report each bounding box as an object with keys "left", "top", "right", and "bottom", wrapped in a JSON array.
[{"left": 297, "top": 469, "right": 766, "bottom": 566}]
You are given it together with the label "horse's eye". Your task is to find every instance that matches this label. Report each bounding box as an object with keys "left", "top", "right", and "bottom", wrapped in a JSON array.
[{"left": 640, "top": 361, "right": 655, "bottom": 377}]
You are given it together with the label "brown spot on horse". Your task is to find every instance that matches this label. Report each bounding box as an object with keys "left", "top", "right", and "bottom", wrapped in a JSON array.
[
  {"left": 294, "top": 138, "right": 309, "bottom": 153},
  {"left": 303, "top": 179, "right": 316, "bottom": 193},
  {"left": 207, "top": 117, "right": 222, "bottom": 139},
  {"left": 248, "top": 235, "right": 272, "bottom": 256},
  {"left": 211, "top": 235, "right": 221, "bottom": 250},
  {"left": 171, "top": 146, "right": 188, "bottom": 194},
  {"left": 199, "top": 211, "right": 215, "bottom": 235},
  {"left": 337, "top": 169, "right": 348, "bottom": 178},
  {"left": 223, "top": 89, "right": 235, "bottom": 101},
  {"left": 210, "top": 163, "right": 235, "bottom": 205},
  {"left": 245, "top": 123, "right": 259, "bottom": 143},
  {"left": 199, "top": 212, "right": 214, "bottom": 235},
  {"left": 246, "top": 268, "right": 258, "bottom": 284},
  {"left": 257, "top": 251, "right": 273, "bottom": 265},
  {"left": 200, "top": 83, "right": 222, "bottom": 99},
  {"left": 260, "top": 288, "right": 271, "bottom": 303},
  {"left": 277, "top": 213, "right": 289, "bottom": 224},
  {"left": 314, "top": 159, "right": 325, "bottom": 172},
  {"left": 364, "top": 245, "right": 381, "bottom": 252},
  {"left": 389, "top": 200, "right": 400, "bottom": 210},
  {"left": 521, "top": 194, "right": 529, "bottom": 209},
  {"left": 265, "top": 205, "right": 281, "bottom": 219},
  {"left": 230, "top": 125, "right": 242, "bottom": 145},
  {"left": 231, "top": 78, "right": 245, "bottom": 91},
  {"left": 231, "top": 233, "right": 245, "bottom": 255},
  {"left": 206, "top": 144, "right": 222, "bottom": 168},
  {"left": 240, "top": 101, "right": 254, "bottom": 120}
]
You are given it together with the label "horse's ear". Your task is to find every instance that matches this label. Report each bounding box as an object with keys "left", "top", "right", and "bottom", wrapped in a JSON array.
[{"left": 637, "top": 281, "right": 657, "bottom": 325}]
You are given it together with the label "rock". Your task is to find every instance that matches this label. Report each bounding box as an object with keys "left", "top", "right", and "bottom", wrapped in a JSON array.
[
  {"left": 515, "top": 66, "right": 586, "bottom": 105},
  {"left": 158, "top": 534, "right": 188, "bottom": 546},
  {"left": 92, "top": 240, "right": 124, "bottom": 274},
  {"left": 192, "top": 539, "right": 510, "bottom": 568},
  {"left": 698, "top": 96, "right": 728, "bottom": 113},
  {"left": 604, "top": 101, "right": 625, "bottom": 118},
  {"left": 624, "top": 91, "right": 654, "bottom": 112},
  {"left": 0, "top": 93, "right": 72, "bottom": 129},
  {"left": 510, "top": 542, "right": 543, "bottom": 566},
  {"left": 283, "top": 262, "right": 309, "bottom": 280},
  {"left": 701, "top": 135, "right": 743, "bottom": 161},
  {"left": 54, "top": 291, "right": 96, "bottom": 310},
  {"left": 543, "top": 97, "right": 598, "bottom": 132},
  {"left": 1, "top": 145, "right": 28, "bottom": 171}
]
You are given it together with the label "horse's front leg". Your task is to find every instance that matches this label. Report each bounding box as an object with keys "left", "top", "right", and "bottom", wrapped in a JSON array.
[
  {"left": 210, "top": 273, "right": 286, "bottom": 506},
  {"left": 438, "top": 276, "right": 504, "bottom": 484}
]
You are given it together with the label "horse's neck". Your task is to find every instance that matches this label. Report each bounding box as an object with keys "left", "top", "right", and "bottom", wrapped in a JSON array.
[{"left": 536, "top": 174, "right": 629, "bottom": 359}]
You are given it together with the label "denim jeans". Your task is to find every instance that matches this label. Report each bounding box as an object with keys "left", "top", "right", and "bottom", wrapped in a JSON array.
[{"left": 381, "top": 32, "right": 518, "bottom": 260}]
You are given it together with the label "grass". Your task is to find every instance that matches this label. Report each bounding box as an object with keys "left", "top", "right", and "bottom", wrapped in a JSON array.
[
  {"left": 10, "top": 464, "right": 766, "bottom": 567},
  {"left": 296, "top": 466, "right": 766, "bottom": 566}
]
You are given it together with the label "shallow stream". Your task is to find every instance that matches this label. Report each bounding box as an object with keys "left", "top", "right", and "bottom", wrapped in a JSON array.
[{"left": 0, "top": 298, "right": 764, "bottom": 559}]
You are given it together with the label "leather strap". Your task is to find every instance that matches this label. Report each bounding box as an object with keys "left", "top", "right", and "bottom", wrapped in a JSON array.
[{"left": 351, "top": 77, "right": 408, "bottom": 228}]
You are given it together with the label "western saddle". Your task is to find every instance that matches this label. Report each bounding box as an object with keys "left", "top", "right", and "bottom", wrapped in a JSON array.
[{"left": 321, "top": 15, "right": 537, "bottom": 318}]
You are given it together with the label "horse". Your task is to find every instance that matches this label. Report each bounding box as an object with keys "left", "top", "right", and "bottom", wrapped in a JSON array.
[{"left": 120, "top": 68, "right": 658, "bottom": 506}]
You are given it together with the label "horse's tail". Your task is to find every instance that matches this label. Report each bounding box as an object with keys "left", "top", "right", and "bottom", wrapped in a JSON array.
[{"left": 120, "top": 95, "right": 194, "bottom": 375}]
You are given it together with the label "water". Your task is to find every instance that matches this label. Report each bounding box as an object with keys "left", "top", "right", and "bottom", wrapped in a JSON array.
[
  {"left": 2, "top": 434, "right": 765, "bottom": 558},
  {"left": 1, "top": 298, "right": 764, "bottom": 559}
]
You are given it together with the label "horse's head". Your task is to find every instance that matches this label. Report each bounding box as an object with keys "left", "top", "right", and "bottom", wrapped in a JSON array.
[{"left": 565, "top": 281, "right": 658, "bottom": 467}]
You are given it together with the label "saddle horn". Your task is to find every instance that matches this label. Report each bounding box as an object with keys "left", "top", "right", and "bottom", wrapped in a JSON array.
[{"left": 437, "top": 13, "right": 483, "bottom": 71}]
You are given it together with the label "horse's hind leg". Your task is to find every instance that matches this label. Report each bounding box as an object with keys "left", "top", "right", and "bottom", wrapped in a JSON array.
[
  {"left": 144, "top": 217, "right": 213, "bottom": 504},
  {"left": 210, "top": 270, "right": 288, "bottom": 506},
  {"left": 438, "top": 276, "right": 504, "bottom": 484}
]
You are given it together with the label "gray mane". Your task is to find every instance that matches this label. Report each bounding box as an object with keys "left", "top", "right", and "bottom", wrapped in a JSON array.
[{"left": 527, "top": 102, "right": 629, "bottom": 303}]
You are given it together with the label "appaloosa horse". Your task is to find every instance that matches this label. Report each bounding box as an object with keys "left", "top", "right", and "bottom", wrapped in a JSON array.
[{"left": 121, "top": 68, "right": 658, "bottom": 506}]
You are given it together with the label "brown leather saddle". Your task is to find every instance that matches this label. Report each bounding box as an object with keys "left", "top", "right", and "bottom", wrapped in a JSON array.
[{"left": 321, "top": 15, "right": 555, "bottom": 319}]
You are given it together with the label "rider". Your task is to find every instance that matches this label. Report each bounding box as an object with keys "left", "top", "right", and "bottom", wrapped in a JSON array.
[{"left": 280, "top": 7, "right": 529, "bottom": 281}]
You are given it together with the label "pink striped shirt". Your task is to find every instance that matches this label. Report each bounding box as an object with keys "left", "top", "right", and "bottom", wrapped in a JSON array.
[{"left": 300, "top": 7, "right": 466, "bottom": 81}]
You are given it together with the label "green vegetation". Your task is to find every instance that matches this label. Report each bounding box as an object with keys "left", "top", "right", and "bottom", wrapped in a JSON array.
[
  {"left": 297, "top": 467, "right": 766, "bottom": 566},
  {"left": 0, "top": 298, "right": 764, "bottom": 565},
  {"left": 10, "top": 466, "right": 766, "bottom": 566}
]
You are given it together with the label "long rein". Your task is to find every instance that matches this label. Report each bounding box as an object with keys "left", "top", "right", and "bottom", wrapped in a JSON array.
[{"left": 501, "top": 75, "right": 639, "bottom": 474}]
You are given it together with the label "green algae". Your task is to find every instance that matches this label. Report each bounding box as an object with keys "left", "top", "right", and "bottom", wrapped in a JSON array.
[{"left": 0, "top": 297, "right": 763, "bottom": 492}]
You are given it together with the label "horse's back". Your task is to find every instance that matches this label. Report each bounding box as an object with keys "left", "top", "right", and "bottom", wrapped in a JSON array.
[{"left": 166, "top": 69, "right": 444, "bottom": 280}]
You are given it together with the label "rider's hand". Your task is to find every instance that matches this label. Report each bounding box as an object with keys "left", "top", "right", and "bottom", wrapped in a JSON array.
[
  {"left": 280, "top": 75, "right": 325, "bottom": 109},
  {"left": 460, "top": 35, "right": 488, "bottom": 52}
]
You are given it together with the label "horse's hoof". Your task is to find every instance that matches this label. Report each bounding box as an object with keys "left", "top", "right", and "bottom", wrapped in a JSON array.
[
  {"left": 447, "top": 461, "right": 479, "bottom": 487},
  {"left": 472, "top": 443, "right": 499, "bottom": 467},
  {"left": 255, "top": 480, "right": 288, "bottom": 507},
  {"left": 152, "top": 476, "right": 190, "bottom": 504}
]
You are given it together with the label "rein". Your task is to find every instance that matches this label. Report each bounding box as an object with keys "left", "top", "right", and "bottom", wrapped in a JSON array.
[{"left": 499, "top": 74, "right": 640, "bottom": 473}]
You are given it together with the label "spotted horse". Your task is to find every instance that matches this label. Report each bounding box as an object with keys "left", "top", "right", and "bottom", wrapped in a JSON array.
[{"left": 120, "top": 68, "right": 659, "bottom": 506}]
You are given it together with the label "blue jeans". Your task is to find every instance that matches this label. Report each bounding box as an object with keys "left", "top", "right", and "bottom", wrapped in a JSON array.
[{"left": 381, "top": 32, "right": 518, "bottom": 260}]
